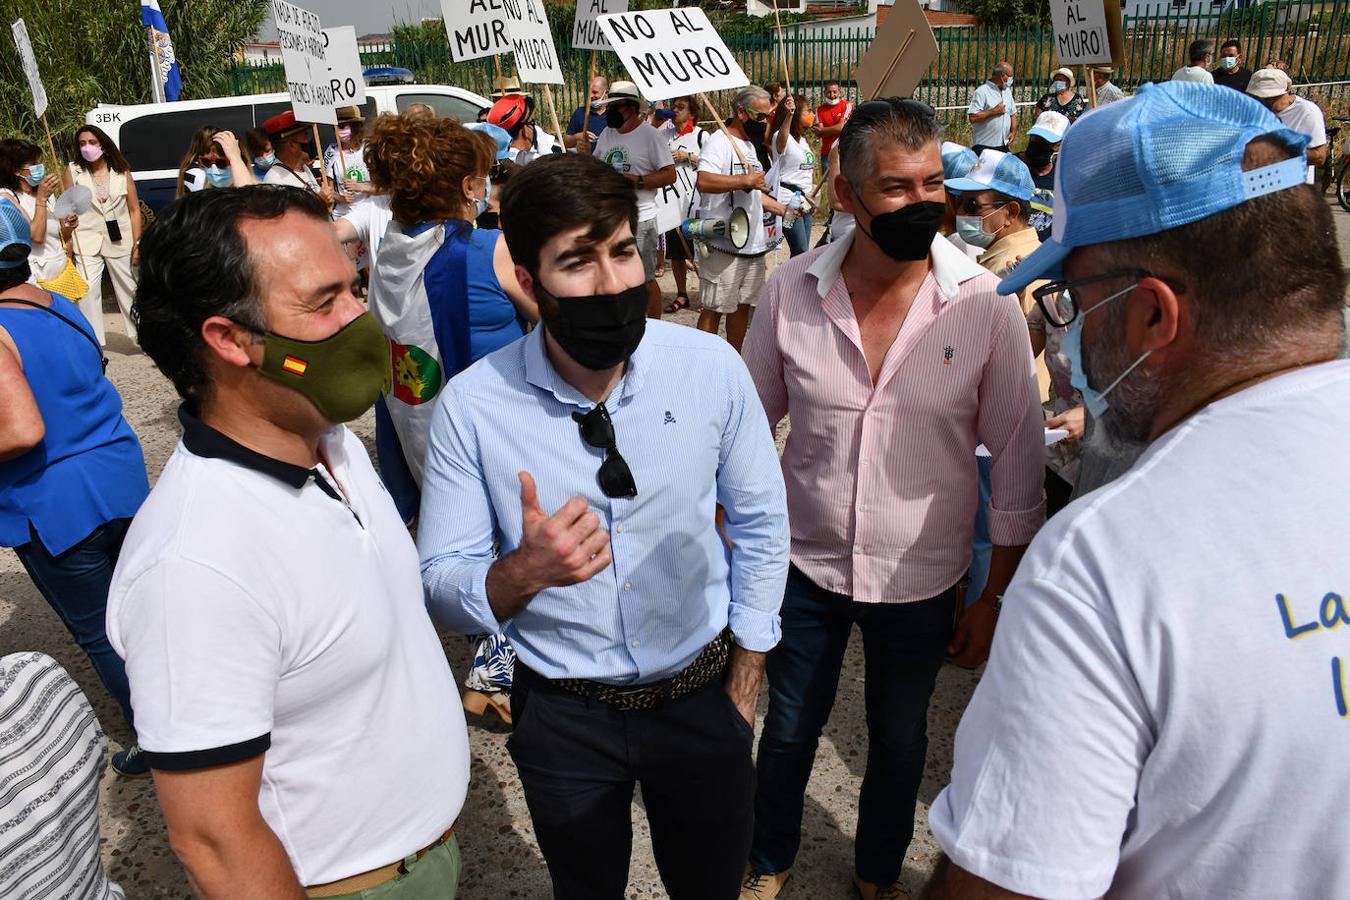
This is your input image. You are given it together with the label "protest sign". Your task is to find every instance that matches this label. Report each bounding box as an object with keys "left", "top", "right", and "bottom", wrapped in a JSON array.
[
  {"left": 323, "top": 26, "right": 366, "bottom": 106},
  {"left": 503, "top": 0, "right": 564, "bottom": 84},
  {"left": 442, "top": 0, "right": 511, "bottom": 62},
  {"left": 654, "top": 164, "right": 698, "bottom": 234},
  {"left": 597, "top": 8, "right": 749, "bottom": 102},
  {"left": 854, "top": 0, "right": 939, "bottom": 101},
  {"left": 573, "top": 0, "right": 628, "bottom": 52},
  {"left": 1050, "top": 0, "right": 1123, "bottom": 66},
  {"left": 11, "top": 19, "right": 47, "bottom": 118},
  {"left": 272, "top": 0, "right": 337, "bottom": 125}
]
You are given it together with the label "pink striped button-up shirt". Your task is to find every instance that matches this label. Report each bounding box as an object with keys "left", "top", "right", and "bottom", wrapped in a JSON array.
[{"left": 742, "top": 232, "right": 1046, "bottom": 604}]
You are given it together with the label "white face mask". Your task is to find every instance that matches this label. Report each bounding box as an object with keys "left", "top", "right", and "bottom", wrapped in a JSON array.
[{"left": 824, "top": 96, "right": 841, "bottom": 107}]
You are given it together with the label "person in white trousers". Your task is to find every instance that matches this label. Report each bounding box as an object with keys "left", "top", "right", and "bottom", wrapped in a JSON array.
[{"left": 66, "top": 125, "right": 141, "bottom": 346}]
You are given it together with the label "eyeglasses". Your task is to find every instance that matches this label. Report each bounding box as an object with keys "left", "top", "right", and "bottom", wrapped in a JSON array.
[
  {"left": 1032, "top": 268, "right": 1186, "bottom": 328},
  {"left": 572, "top": 402, "right": 638, "bottom": 499},
  {"left": 957, "top": 198, "right": 1007, "bottom": 216}
]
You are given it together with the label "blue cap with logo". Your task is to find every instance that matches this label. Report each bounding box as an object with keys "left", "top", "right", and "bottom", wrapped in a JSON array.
[
  {"left": 944, "top": 148, "right": 1035, "bottom": 201},
  {"left": 940, "top": 141, "right": 978, "bottom": 182},
  {"left": 0, "top": 198, "right": 32, "bottom": 268},
  {"left": 998, "top": 81, "right": 1308, "bottom": 294},
  {"left": 467, "top": 122, "right": 512, "bottom": 160}
]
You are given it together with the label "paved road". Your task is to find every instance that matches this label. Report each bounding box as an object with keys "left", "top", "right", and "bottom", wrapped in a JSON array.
[{"left": 2, "top": 199, "right": 1347, "bottom": 898}]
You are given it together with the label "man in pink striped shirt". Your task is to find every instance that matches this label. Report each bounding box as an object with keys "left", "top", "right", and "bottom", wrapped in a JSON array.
[{"left": 738, "top": 99, "right": 1045, "bottom": 900}]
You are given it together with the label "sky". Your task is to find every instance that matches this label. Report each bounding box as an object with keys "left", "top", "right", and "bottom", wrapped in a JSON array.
[{"left": 255, "top": 0, "right": 444, "bottom": 40}]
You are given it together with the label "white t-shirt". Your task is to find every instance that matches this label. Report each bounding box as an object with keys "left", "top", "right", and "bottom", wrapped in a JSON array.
[
  {"left": 770, "top": 133, "right": 816, "bottom": 201},
  {"left": 697, "top": 129, "right": 770, "bottom": 255},
  {"left": 107, "top": 416, "right": 470, "bottom": 887},
  {"left": 6, "top": 190, "right": 65, "bottom": 269},
  {"left": 930, "top": 359, "right": 1350, "bottom": 900},
  {"left": 264, "top": 161, "right": 321, "bottom": 193},
  {"left": 1276, "top": 95, "right": 1327, "bottom": 183},
  {"left": 594, "top": 121, "right": 675, "bottom": 222},
  {"left": 1171, "top": 64, "right": 1215, "bottom": 84},
  {"left": 324, "top": 141, "right": 372, "bottom": 218},
  {"left": 338, "top": 193, "right": 394, "bottom": 268}
]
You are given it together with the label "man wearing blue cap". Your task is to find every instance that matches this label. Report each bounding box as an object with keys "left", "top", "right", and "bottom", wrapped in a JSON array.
[
  {"left": 926, "top": 82, "right": 1350, "bottom": 899},
  {"left": 938, "top": 142, "right": 982, "bottom": 261}
]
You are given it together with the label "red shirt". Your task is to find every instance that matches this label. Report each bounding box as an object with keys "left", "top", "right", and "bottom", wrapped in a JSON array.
[{"left": 816, "top": 99, "right": 853, "bottom": 159}]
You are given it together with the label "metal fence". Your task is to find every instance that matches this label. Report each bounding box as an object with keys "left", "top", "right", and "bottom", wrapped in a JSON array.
[{"left": 228, "top": 0, "right": 1350, "bottom": 121}]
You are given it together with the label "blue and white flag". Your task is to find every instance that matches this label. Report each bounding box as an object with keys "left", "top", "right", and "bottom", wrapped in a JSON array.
[{"left": 141, "top": 0, "right": 182, "bottom": 101}]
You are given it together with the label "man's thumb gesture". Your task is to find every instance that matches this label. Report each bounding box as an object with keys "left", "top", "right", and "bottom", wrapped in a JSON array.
[{"left": 519, "top": 471, "right": 546, "bottom": 525}]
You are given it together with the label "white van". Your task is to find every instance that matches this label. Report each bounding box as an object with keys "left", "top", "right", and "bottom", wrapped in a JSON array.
[{"left": 85, "top": 82, "right": 490, "bottom": 212}]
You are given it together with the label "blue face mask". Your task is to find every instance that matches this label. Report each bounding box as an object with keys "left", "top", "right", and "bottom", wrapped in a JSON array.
[
  {"left": 23, "top": 163, "right": 45, "bottom": 187},
  {"left": 205, "top": 165, "right": 234, "bottom": 188},
  {"left": 254, "top": 153, "right": 277, "bottom": 168},
  {"left": 1221, "top": 56, "right": 1238, "bottom": 70},
  {"left": 1051, "top": 80, "right": 1068, "bottom": 92},
  {"left": 1060, "top": 282, "right": 1152, "bottom": 417},
  {"left": 954, "top": 209, "right": 1001, "bottom": 249},
  {"left": 475, "top": 176, "right": 492, "bottom": 218}
]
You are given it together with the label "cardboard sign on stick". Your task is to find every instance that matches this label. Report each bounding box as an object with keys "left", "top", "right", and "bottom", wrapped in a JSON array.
[
  {"left": 574, "top": 0, "right": 629, "bottom": 52},
  {"left": 11, "top": 19, "right": 47, "bottom": 118},
  {"left": 442, "top": 0, "right": 511, "bottom": 62},
  {"left": 503, "top": 0, "right": 564, "bottom": 84},
  {"left": 598, "top": 8, "right": 750, "bottom": 102},
  {"left": 854, "top": 0, "right": 939, "bottom": 100},
  {"left": 1051, "top": 0, "right": 1124, "bottom": 67},
  {"left": 272, "top": 0, "right": 337, "bottom": 125},
  {"left": 323, "top": 26, "right": 366, "bottom": 106}
]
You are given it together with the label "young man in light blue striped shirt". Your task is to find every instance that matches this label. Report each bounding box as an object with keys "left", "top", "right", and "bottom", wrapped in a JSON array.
[{"left": 418, "top": 153, "right": 790, "bottom": 900}]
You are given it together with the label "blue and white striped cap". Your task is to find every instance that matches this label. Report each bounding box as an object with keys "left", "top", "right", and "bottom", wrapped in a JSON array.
[
  {"left": 999, "top": 81, "right": 1308, "bottom": 294},
  {"left": 0, "top": 198, "right": 32, "bottom": 268},
  {"left": 944, "top": 148, "right": 1035, "bottom": 201},
  {"left": 941, "top": 141, "right": 978, "bottom": 181}
]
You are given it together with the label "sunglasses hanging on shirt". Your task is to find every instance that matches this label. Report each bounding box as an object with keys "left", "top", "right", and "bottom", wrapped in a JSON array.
[{"left": 572, "top": 402, "right": 638, "bottom": 499}]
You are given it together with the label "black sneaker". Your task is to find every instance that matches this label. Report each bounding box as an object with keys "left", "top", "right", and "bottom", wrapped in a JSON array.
[{"left": 111, "top": 744, "right": 150, "bottom": 778}]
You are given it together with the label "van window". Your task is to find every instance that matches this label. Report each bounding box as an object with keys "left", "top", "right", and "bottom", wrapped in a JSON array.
[{"left": 395, "top": 92, "right": 482, "bottom": 122}]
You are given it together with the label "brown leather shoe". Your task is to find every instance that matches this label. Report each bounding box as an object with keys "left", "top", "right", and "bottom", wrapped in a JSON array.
[
  {"left": 740, "top": 866, "right": 791, "bottom": 899},
  {"left": 853, "top": 874, "right": 910, "bottom": 900}
]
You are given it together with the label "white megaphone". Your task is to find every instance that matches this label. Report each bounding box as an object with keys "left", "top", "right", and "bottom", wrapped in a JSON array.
[{"left": 680, "top": 206, "right": 750, "bottom": 255}]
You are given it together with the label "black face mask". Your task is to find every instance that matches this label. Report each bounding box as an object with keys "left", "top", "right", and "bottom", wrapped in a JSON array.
[
  {"left": 605, "top": 106, "right": 628, "bottom": 129},
  {"left": 743, "top": 118, "right": 768, "bottom": 145},
  {"left": 1025, "top": 137, "right": 1055, "bottom": 170},
  {"left": 855, "top": 198, "right": 945, "bottom": 261},
  {"left": 539, "top": 282, "right": 648, "bottom": 370}
]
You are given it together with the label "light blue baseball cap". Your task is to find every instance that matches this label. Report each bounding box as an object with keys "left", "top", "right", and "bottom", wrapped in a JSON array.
[
  {"left": 999, "top": 81, "right": 1309, "bottom": 294},
  {"left": 466, "top": 122, "right": 512, "bottom": 160},
  {"left": 941, "top": 141, "right": 978, "bottom": 181},
  {"left": 0, "top": 198, "right": 32, "bottom": 268},
  {"left": 944, "top": 148, "right": 1035, "bottom": 201}
]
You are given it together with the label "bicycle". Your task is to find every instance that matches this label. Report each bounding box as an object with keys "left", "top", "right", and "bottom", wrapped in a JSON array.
[{"left": 1323, "top": 116, "right": 1350, "bottom": 213}]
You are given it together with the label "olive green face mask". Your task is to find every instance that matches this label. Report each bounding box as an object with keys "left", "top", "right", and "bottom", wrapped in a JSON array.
[{"left": 253, "top": 312, "right": 390, "bottom": 423}]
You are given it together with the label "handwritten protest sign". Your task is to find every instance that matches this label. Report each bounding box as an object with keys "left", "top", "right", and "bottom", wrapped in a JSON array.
[
  {"left": 573, "top": 0, "right": 628, "bottom": 52},
  {"left": 11, "top": 19, "right": 47, "bottom": 118},
  {"left": 597, "top": 8, "right": 749, "bottom": 101},
  {"left": 272, "top": 0, "right": 336, "bottom": 125},
  {"left": 442, "top": 0, "right": 511, "bottom": 62},
  {"left": 323, "top": 26, "right": 366, "bottom": 107},
  {"left": 1050, "top": 0, "right": 1123, "bottom": 66},
  {"left": 503, "top": 0, "right": 564, "bottom": 84}
]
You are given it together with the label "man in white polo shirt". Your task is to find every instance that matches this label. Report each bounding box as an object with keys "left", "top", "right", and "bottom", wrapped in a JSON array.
[
  {"left": 588, "top": 80, "right": 677, "bottom": 319},
  {"left": 109, "top": 185, "right": 470, "bottom": 898}
]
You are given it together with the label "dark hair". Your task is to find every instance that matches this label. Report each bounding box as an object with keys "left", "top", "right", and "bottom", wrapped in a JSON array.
[
  {"left": 993, "top": 191, "right": 1033, "bottom": 223},
  {"left": 73, "top": 125, "right": 131, "bottom": 174},
  {"left": 134, "top": 185, "right": 331, "bottom": 411},
  {"left": 0, "top": 259, "right": 31, "bottom": 292},
  {"left": 0, "top": 139, "right": 41, "bottom": 193},
  {"left": 1220, "top": 38, "right": 1240, "bottom": 53},
  {"left": 839, "top": 97, "right": 942, "bottom": 187},
  {"left": 499, "top": 154, "right": 637, "bottom": 278},
  {"left": 823, "top": 79, "right": 842, "bottom": 91},
  {"left": 244, "top": 128, "right": 272, "bottom": 159},
  {"left": 1097, "top": 137, "right": 1345, "bottom": 353},
  {"left": 1189, "top": 39, "right": 1214, "bottom": 63},
  {"left": 769, "top": 94, "right": 810, "bottom": 142}
]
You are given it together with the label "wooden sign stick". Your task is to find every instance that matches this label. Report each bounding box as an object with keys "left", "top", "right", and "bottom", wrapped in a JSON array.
[
  {"left": 541, "top": 84, "right": 565, "bottom": 153},
  {"left": 41, "top": 114, "right": 89, "bottom": 278},
  {"left": 493, "top": 54, "right": 502, "bottom": 80},
  {"left": 312, "top": 124, "right": 330, "bottom": 192},
  {"left": 334, "top": 124, "right": 348, "bottom": 189},
  {"left": 580, "top": 49, "right": 597, "bottom": 147},
  {"left": 1083, "top": 65, "right": 1099, "bottom": 109},
  {"left": 773, "top": 2, "right": 794, "bottom": 97},
  {"left": 872, "top": 29, "right": 916, "bottom": 102}
]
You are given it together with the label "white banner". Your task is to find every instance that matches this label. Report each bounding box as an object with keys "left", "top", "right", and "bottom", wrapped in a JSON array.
[
  {"left": 653, "top": 163, "right": 697, "bottom": 234},
  {"left": 597, "top": 8, "right": 748, "bottom": 102},
  {"left": 1050, "top": 0, "right": 1112, "bottom": 66},
  {"left": 442, "top": 0, "right": 511, "bottom": 62},
  {"left": 322, "top": 26, "right": 366, "bottom": 107},
  {"left": 573, "top": 0, "right": 628, "bottom": 52},
  {"left": 503, "top": 0, "right": 564, "bottom": 84},
  {"left": 272, "top": 0, "right": 337, "bottom": 125},
  {"left": 11, "top": 19, "right": 47, "bottom": 119}
]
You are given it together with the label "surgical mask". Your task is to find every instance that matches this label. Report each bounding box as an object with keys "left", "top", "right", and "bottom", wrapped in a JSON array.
[
  {"left": 473, "top": 176, "right": 492, "bottom": 218},
  {"left": 539, "top": 282, "right": 648, "bottom": 370},
  {"left": 204, "top": 165, "right": 233, "bottom": 188},
  {"left": 743, "top": 118, "right": 768, "bottom": 145},
  {"left": 80, "top": 145, "right": 104, "bottom": 163},
  {"left": 856, "top": 198, "right": 945, "bottom": 261},
  {"left": 253, "top": 312, "right": 390, "bottom": 423},
  {"left": 954, "top": 205, "right": 1005, "bottom": 249},
  {"left": 1060, "top": 283, "right": 1152, "bottom": 417},
  {"left": 1221, "top": 56, "right": 1238, "bottom": 70},
  {"left": 605, "top": 106, "right": 627, "bottom": 128},
  {"left": 254, "top": 153, "right": 277, "bottom": 168},
  {"left": 23, "top": 163, "right": 44, "bottom": 187},
  {"left": 1051, "top": 80, "right": 1068, "bottom": 92},
  {"left": 824, "top": 96, "right": 841, "bottom": 106},
  {"left": 338, "top": 125, "right": 353, "bottom": 142}
]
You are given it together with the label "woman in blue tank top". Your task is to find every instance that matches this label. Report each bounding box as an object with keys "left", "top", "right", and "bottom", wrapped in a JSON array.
[{"left": 0, "top": 199, "right": 150, "bottom": 776}]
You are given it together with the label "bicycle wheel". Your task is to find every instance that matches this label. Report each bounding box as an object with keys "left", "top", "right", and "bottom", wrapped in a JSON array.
[{"left": 1337, "top": 159, "right": 1350, "bottom": 213}]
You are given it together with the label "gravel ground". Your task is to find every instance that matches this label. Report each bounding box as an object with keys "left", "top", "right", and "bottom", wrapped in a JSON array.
[{"left": 3, "top": 205, "right": 1346, "bottom": 899}]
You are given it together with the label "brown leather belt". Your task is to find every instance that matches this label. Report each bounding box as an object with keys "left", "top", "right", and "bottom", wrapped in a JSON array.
[
  {"left": 305, "top": 823, "right": 456, "bottom": 898},
  {"left": 535, "top": 630, "right": 733, "bottom": 712}
]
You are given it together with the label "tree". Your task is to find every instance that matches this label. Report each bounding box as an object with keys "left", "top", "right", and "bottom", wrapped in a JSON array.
[
  {"left": 0, "top": 0, "right": 271, "bottom": 155},
  {"left": 954, "top": 0, "right": 1051, "bottom": 27}
]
